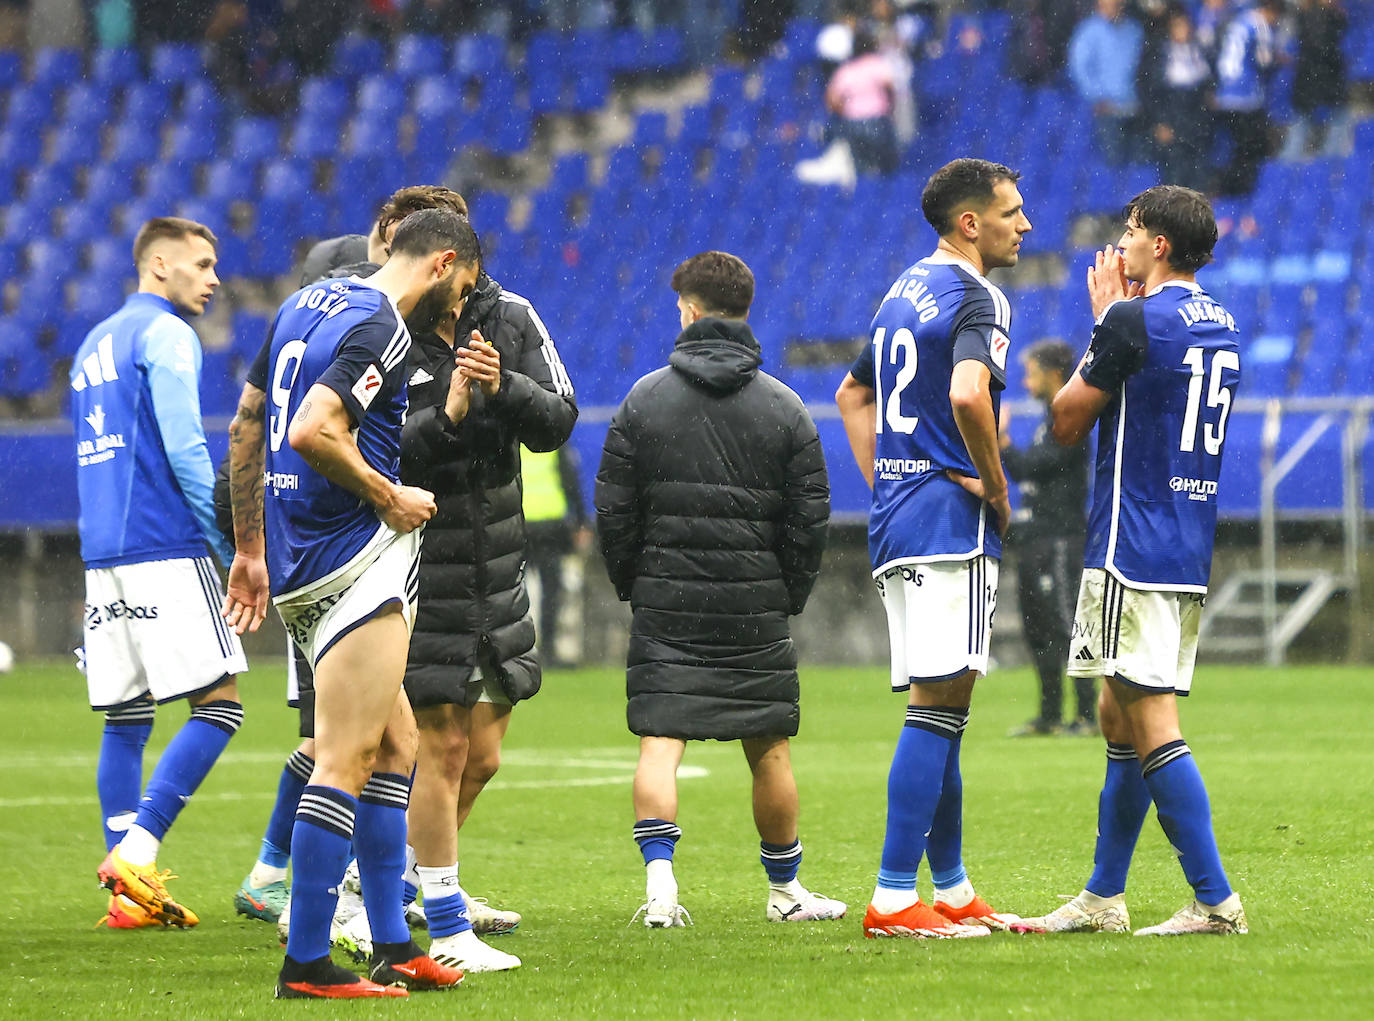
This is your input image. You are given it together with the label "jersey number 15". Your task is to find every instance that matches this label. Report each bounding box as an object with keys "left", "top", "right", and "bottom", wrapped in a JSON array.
[{"left": 1179, "top": 345, "right": 1239, "bottom": 455}]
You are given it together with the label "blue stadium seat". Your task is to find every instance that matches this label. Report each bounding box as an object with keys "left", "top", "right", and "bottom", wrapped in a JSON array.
[
  {"left": 58, "top": 203, "right": 109, "bottom": 241},
  {"left": 0, "top": 126, "right": 41, "bottom": 178},
  {"left": 356, "top": 73, "right": 407, "bottom": 121},
  {"left": 86, "top": 236, "right": 128, "bottom": 277},
  {"left": 142, "top": 162, "right": 194, "bottom": 207},
  {"left": 332, "top": 33, "right": 387, "bottom": 78},
  {"left": 84, "top": 163, "right": 137, "bottom": 213},
  {"left": 343, "top": 115, "right": 399, "bottom": 156},
  {"left": 91, "top": 47, "right": 140, "bottom": 88},
  {"left": 298, "top": 76, "right": 352, "bottom": 121},
  {"left": 289, "top": 115, "right": 341, "bottom": 159},
  {"left": 174, "top": 199, "right": 230, "bottom": 240},
  {"left": 32, "top": 47, "right": 82, "bottom": 90},
  {"left": 395, "top": 33, "right": 447, "bottom": 80},
  {"left": 166, "top": 121, "right": 219, "bottom": 164},
  {"left": 178, "top": 78, "right": 224, "bottom": 126},
  {"left": 202, "top": 157, "right": 258, "bottom": 204},
  {"left": 453, "top": 33, "right": 506, "bottom": 79},
  {"left": 23, "top": 165, "right": 76, "bottom": 208},
  {"left": 5, "top": 85, "right": 52, "bottom": 133},
  {"left": 0, "top": 49, "right": 21, "bottom": 91},
  {"left": 67, "top": 273, "right": 129, "bottom": 329},
  {"left": 120, "top": 81, "right": 171, "bottom": 124},
  {"left": 231, "top": 312, "right": 269, "bottom": 360},
  {"left": 60, "top": 82, "right": 114, "bottom": 131},
  {"left": 0, "top": 316, "right": 50, "bottom": 399},
  {"left": 1245, "top": 335, "right": 1295, "bottom": 396},
  {"left": 199, "top": 347, "right": 242, "bottom": 416},
  {"left": 149, "top": 42, "right": 203, "bottom": 85},
  {"left": 48, "top": 124, "right": 102, "bottom": 171},
  {"left": 228, "top": 116, "right": 280, "bottom": 164},
  {"left": 107, "top": 120, "right": 162, "bottom": 166}
]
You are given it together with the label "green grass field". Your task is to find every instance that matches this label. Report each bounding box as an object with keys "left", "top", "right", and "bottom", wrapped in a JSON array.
[{"left": 2, "top": 659, "right": 1371, "bottom": 1020}]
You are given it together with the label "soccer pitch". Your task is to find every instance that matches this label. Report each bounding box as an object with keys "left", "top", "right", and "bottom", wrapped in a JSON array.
[{"left": 2, "top": 659, "right": 1369, "bottom": 1019}]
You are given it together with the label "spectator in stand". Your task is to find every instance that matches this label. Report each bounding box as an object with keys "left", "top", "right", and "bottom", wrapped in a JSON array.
[
  {"left": 826, "top": 27, "right": 898, "bottom": 175},
  {"left": 1141, "top": 5, "right": 1213, "bottom": 192},
  {"left": 1011, "top": 0, "right": 1094, "bottom": 86},
  {"left": 1279, "top": 0, "right": 1351, "bottom": 162},
  {"left": 817, "top": 1, "right": 864, "bottom": 76},
  {"left": 1213, "top": 0, "right": 1284, "bottom": 196},
  {"left": 871, "top": 0, "right": 918, "bottom": 148},
  {"left": 1193, "top": 0, "right": 1233, "bottom": 58},
  {"left": 1068, "top": 0, "right": 1145, "bottom": 167}
]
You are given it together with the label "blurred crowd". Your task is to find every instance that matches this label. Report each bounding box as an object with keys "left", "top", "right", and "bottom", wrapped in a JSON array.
[{"left": 812, "top": 0, "right": 1356, "bottom": 194}]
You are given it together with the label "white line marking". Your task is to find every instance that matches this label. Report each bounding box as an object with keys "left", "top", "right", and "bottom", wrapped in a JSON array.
[{"left": 0, "top": 755, "right": 708, "bottom": 807}]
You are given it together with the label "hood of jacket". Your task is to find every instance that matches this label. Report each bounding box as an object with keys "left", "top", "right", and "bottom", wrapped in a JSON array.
[{"left": 668, "top": 317, "right": 763, "bottom": 395}]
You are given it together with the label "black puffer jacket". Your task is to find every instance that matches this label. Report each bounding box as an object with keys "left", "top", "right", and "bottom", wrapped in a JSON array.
[
  {"left": 595, "top": 317, "right": 829, "bottom": 740},
  {"left": 400, "top": 272, "right": 578, "bottom": 709}
]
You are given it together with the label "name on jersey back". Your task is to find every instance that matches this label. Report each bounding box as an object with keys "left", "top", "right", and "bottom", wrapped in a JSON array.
[
  {"left": 880, "top": 267, "right": 941, "bottom": 323},
  {"left": 1177, "top": 298, "right": 1238, "bottom": 332}
]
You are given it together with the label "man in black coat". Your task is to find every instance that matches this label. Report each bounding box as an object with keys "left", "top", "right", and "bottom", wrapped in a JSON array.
[
  {"left": 380, "top": 186, "right": 577, "bottom": 971},
  {"left": 595, "top": 251, "right": 844, "bottom": 929},
  {"left": 1000, "top": 340, "right": 1093, "bottom": 737}
]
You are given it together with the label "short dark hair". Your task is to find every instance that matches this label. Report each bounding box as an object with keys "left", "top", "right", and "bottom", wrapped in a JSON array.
[
  {"left": 671, "top": 250, "right": 754, "bottom": 318},
  {"left": 1122, "top": 185, "right": 1217, "bottom": 273},
  {"left": 1023, "top": 339, "right": 1076, "bottom": 381},
  {"left": 132, "top": 217, "right": 218, "bottom": 269},
  {"left": 388, "top": 208, "right": 482, "bottom": 268},
  {"left": 921, "top": 159, "right": 1021, "bottom": 236},
  {"left": 375, "top": 185, "right": 469, "bottom": 241}
]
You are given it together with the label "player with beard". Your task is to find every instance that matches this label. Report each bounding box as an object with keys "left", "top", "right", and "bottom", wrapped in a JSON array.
[{"left": 223, "top": 209, "right": 479, "bottom": 999}]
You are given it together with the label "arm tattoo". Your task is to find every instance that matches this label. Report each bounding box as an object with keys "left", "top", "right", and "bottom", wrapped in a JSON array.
[{"left": 228, "top": 386, "right": 267, "bottom": 548}]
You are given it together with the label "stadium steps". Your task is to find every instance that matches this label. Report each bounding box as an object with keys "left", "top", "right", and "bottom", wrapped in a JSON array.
[{"left": 1201, "top": 568, "right": 1350, "bottom": 663}]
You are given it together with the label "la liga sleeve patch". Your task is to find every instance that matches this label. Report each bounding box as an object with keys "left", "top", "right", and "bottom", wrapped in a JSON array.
[
  {"left": 990, "top": 329, "right": 1010, "bottom": 371},
  {"left": 351, "top": 363, "right": 384, "bottom": 410}
]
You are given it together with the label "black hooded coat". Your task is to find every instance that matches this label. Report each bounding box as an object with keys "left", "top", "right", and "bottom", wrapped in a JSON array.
[{"left": 594, "top": 317, "right": 829, "bottom": 740}]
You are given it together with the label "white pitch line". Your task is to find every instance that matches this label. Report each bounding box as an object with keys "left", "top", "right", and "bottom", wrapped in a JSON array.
[{"left": 0, "top": 761, "right": 709, "bottom": 808}]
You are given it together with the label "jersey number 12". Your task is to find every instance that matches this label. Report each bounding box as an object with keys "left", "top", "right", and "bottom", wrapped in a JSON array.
[
  {"left": 872, "top": 326, "right": 919, "bottom": 435},
  {"left": 1179, "top": 345, "right": 1238, "bottom": 455}
]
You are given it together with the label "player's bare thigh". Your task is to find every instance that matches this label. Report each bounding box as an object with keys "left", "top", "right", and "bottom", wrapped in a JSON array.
[
  {"left": 310, "top": 605, "right": 414, "bottom": 795},
  {"left": 908, "top": 670, "right": 977, "bottom": 708},
  {"left": 1100, "top": 678, "right": 1183, "bottom": 759}
]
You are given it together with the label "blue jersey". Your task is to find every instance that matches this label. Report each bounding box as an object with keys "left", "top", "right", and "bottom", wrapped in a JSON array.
[
  {"left": 849, "top": 253, "right": 1012, "bottom": 574},
  {"left": 70, "top": 292, "right": 231, "bottom": 569},
  {"left": 1214, "top": 10, "right": 1276, "bottom": 111},
  {"left": 263, "top": 277, "right": 411, "bottom": 596},
  {"left": 1081, "top": 281, "right": 1241, "bottom": 592}
]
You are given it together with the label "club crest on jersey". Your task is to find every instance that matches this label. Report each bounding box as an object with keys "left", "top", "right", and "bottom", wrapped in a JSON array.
[
  {"left": 352, "top": 363, "right": 384, "bottom": 410},
  {"left": 990, "top": 329, "right": 1010, "bottom": 370}
]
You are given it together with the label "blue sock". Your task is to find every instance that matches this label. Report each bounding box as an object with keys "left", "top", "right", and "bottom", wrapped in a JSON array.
[
  {"left": 260, "top": 749, "right": 313, "bottom": 868},
  {"left": 925, "top": 707, "right": 971, "bottom": 890},
  {"left": 1141, "top": 740, "right": 1233, "bottom": 906},
  {"left": 877, "top": 707, "right": 956, "bottom": 891},
  {"left": 354, "top": 772, "right": 412, "bottom": 946},
  {"left": 633, "top": 818, "right": 681, "bottom": 864},
  {"left": 1086, "top": 742, "right": 1152, "bottom": 898},
  {"left": 97, "top": 700, "right": 154, "bottom": 850},
  {"left": 287, "top": 786, "right": 355, "bottom": 963},
  {"left": 134, "top": 700, "right": 242, "bottom": 840},
  {"left": 424, "top": 891, "right": 471, "bottom": 939},
  {"left": 760, "top": 839, "right": 802, "bottom": 884}
]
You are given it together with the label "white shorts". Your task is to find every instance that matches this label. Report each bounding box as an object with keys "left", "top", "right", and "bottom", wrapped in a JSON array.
[
  {"left": 274, "top": 526, "right": 422, "bottom": 671},
  {"left": 1067, "top": 568, "right": 1203, "bottom": 696},
  {"left": 876, "top": 556, "right": 999, "bottom": 690},
  {"left": 83, "top": 556, "right": 247, "bottom": 710}
]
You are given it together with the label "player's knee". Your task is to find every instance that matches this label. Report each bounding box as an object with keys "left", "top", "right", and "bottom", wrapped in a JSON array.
[
  {"left": 190, "top": 699, "right": 244, "bottom": 737},
  {"left": 464, "top": 746, "right": 500, "bottom": 787},
  {"left": 423, "top": 725, "right": 471, "bottom": 786}
]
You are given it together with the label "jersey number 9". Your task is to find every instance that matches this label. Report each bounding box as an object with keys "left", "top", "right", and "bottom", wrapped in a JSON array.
[{"left": 269, "top": 340, "right": 308, "bottom": 453}]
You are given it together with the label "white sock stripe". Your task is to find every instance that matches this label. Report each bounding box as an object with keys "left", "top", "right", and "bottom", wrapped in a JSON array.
[
  {"left": 298, "top": 792, "right": 356, "bottom": 830},
  {"left": 360, "top": 776, "right": 412, "bottom": 806},
  {"left": 760, "top": 842, "right": 803, "bottom": 860},
  {"left": 286, "top": 751, "right": 315, "bottom": 782},
  {"left": 633, "top": 823, "right": 682, "bottom": 839},
  {"left": 106, "top": 704, "right": 155, "bottom": 724},
  {"left": 1142, "top": 742, "right": 1191, "bottom": 777},
  {"left": 191, "top": 702, "right": 244, "bottom": 733}
]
